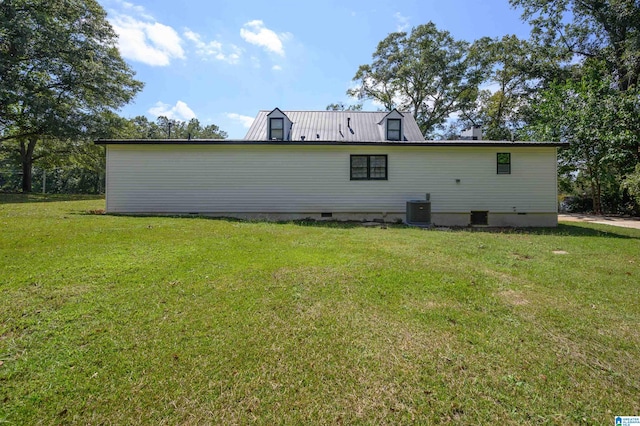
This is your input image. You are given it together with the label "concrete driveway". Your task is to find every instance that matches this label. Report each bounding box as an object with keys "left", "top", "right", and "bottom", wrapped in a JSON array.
[{"left": 559, "top": 214, "right": 640, "bottom": 230}]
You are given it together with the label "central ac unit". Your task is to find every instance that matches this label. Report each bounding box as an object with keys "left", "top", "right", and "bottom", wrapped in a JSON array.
[{"left": 406, "top": 200, "right": 431, "bottom": 225}]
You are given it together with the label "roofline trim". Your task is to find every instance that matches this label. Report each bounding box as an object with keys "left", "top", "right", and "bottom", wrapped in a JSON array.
[{"left": 95, "top": 139, "right": 567, "bottom": 147}]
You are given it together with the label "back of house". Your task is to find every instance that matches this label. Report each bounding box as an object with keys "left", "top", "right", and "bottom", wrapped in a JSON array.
[{"left": 97, "top": 108, "right": 563, "bottom": 227}]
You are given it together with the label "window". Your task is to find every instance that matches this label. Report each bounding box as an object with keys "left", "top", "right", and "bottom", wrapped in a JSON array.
[
  {"left": 497, "top": 153, "right": 511, "bottom": 174},
  {"left": 350, "top": 155, "right": 388, "bottom": 180},
  {"left": 386, "top": 119, "right": 401, "bottom": 141},
  {"left": 269, "top": 118, "right": 284, "bottom": 140}
]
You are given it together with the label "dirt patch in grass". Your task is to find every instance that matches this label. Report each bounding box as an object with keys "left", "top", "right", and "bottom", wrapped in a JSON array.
[{"left": 498, "top": 289, "right": 530, "bottom": 306}]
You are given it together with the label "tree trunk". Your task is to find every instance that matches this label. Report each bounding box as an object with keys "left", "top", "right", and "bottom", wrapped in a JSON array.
[{"left": 19, "top": 137, "right": 38, "bottom": 193}]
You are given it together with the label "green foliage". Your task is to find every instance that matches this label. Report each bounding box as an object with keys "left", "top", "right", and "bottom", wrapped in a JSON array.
[
  {"left": 103, "top": 115, "right": 228, "bottom": 139},
  {"left": 1, "top": 196, "right": 639, "bottom": 424},
  {"left": 457, "top": 35, "right": 567, "bottom": 140},
  {"left": 525, "top": 61, "right": 639, "bottom": 213},
  {"left": 622, "top": 164, "right": 640, "bottom": 201},
  {"left": 510, "top": 0, "right": 640, "bottom": 91},
  {"left": 325, "top": 102, "right": 363, "bottom": 111},
  {"left": 0, "top": 0, "right": 143, "bottom": 191},
  {"left": 152, "top": 117, "right": 228, "bottom": 139},
  {"left": 0, "top": 113, "right": 229, "bottom": 193},
  {"left": 348, "top": 22, "right": 487, "bottom": 137},
  {"left": 511, "top": 0, "right": 640, "bottom": 212}
]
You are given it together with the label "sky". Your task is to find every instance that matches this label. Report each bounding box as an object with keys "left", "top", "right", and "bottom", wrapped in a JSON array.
[{"left": 100, "top": 0, "right": 533, "bottom": 139}]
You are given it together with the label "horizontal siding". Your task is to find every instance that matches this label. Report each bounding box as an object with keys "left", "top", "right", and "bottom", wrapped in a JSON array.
[{"left": 106, "top": 145, "right": 557, "bottom": 214}]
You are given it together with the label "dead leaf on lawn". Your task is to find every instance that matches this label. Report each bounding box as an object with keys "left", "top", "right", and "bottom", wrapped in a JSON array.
[{"left": 553, "top": 250, "right": 568, "bottom": 255}]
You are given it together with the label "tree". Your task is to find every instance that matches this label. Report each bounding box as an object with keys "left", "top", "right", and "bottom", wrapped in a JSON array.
[
  {"left": 526, "top": 61, "right": 639, "bottom": 214},
  {"left": 347, "top": 22, "right": 487, "bottom": 137},
  {"left": 511, "top": 0, "right": 640, "bottom": 91},
  {"left": 513, "top": 0, "right": 640, "bottom": 212},
  {"left": 457, "top": 35, "right": 567, "bottom": 140},
  {"left": 622, "top": 164, "right": 640, "bottom": 202},
  {"left": 147, "top": 117, "right": 227, "bottom": 139},
  {"left": 325, "top": 102, "right": 363, "bottom": 111},
  {"left": 0, "top": 0, "right": 143, "bottom": 191}
]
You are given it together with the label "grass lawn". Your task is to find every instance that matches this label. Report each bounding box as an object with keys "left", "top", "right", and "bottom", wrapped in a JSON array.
[{"left": 1, "top": 194, "right": 638, "bottom": 424}]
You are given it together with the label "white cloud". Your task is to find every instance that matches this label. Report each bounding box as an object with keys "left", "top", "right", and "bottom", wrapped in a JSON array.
[
  {"left": 110, "top": 13, "right": 184, "bottom": 66},
  {"left": 394, "top": 12, "right": 410, "bottom": 32},
  {"left": 226, "top": 113, "right": 255, "bottom": 128},
  {"left": 114, "top": 0, "right": 154, "bottom": 20},
  {"left": 183, "top": 29, "right": 241, "bottom": 64},
  {"left": 240, "top": 20, "right": 290, "bottom": 56},
  {"left": 272, "top": 64, "right": 282, "bottom": 71},
  {"left": 148, "top": 101, "right": 196, "bottom": 121}
]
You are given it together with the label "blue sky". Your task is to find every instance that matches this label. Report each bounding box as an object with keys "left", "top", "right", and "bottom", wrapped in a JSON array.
[{"left": 100, "top": 0, "right": 532, "bottom": 138}]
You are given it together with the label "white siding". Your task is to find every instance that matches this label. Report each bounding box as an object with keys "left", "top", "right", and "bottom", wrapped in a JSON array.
[{"left": 105, "top": 144, "right": 557, "bottom": 214}]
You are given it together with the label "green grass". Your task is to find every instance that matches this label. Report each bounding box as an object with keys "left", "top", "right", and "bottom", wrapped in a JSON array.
[{"left": 1, "top": 193, "right": 638, "bottom": 424}]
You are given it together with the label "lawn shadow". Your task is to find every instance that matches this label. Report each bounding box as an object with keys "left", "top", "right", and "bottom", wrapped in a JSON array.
[
  {"left": 84, "top": 211, "right": 639, "bottom": 238},
  {"left": 454, "top": 223, "right": 638, "bottom": 239},
  {"left": 0, "top": 193, "right": 103, "bottom": 204},
  {"left": 87, "top": 212, "right": 367, "bottom": 229}
]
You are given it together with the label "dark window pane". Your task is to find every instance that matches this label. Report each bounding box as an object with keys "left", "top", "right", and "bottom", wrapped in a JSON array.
[
  {"left": 270, "top": 118, "right": 284, "bottom": 140},
  {"left": 369, "top": 156, "right": 387, "bottom": 178},
  {"left": 351, "top": 155, "right": 387, "bottom": 180},
  {"left": 497, "top": 163, "right": 511, "bottom": 174},
  {"left": 387, "top": 119, "right": 401, "bottom": 140},
  {"left": 352, "top": 168, "right": 368, "bottom": 178},
  {"left": 271, "top": 118, "right": 283, "bottom": 129},
  {"left": 387, "top": 119, "right": 400, "bottom": 130},
  {"left": 351, "top": 156, "right": 368, "bottom": 179},
  {"left": 352, "top": 156, "right": 367, "bottom": 167},
  {"left": 271, "top": 129, "right": 283, "bottom": 140},
  {"left": 497, "top": 153, "right": 511, "bottom": 174}
]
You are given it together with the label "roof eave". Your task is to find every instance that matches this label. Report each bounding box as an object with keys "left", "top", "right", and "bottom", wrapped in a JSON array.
[{"left": 95, "top": 139, "right": 568, "bottom": 147}]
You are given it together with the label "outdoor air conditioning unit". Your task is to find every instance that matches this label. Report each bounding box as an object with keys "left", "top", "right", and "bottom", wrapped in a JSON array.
[{"left": 406, "top": 194, "right": 431, "bottom": 225}]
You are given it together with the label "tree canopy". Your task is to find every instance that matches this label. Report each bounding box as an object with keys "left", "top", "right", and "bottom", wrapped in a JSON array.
[
  {"left": 0, "top": 0, "right": 143, "bottom": 191},
  {"left": 348, "top": 22, "right": 487, "bottom": 137},
  {"left": 510, "top": 0, "right": 640, "bottom": 91},
  {"left": 512, "top": 0, "right": 640, "bottom": 212}
]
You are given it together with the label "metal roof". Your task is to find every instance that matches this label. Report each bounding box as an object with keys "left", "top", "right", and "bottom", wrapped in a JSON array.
[{"left": 244, "top": 110, "right": 426, "bottom": 142}]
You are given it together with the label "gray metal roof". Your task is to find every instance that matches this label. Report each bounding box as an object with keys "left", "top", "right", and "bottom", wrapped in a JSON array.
[{"left": 244, "top": 110, "right": 426, "bottom": 142}]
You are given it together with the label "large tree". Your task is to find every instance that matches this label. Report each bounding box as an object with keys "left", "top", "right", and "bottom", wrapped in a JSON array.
[
  {"left": 347, "top": 22, "right": 487, "bottom": 137},
  {"left": 457, "top": 35, "right": 568, "bottom": 140},
  {"left": 0, "top": 0, "right": 143, "bottom": 191},
  {"left": 527, "top": 61, "right": 639, "bottom": 213},
  {"left": 513, "top": 0, "right": 640, "bottom": 211},
  {"left": 511, "top": 0, "right": 640, "bottom": 91}
]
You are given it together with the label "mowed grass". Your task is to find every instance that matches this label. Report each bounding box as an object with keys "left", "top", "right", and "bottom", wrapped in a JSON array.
[{"left": 0, "top": 194, "right": 638, "bottom": 424}]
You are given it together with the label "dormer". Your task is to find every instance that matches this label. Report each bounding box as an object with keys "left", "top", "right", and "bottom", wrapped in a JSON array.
[
  {"left": 267, "top": 107, "right": 292, "bottom": 141},
  {"left": 379, "top": 109, "right": 404, "bottom": 141}
]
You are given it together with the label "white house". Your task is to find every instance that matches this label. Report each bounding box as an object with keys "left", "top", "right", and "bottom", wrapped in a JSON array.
[{"left": 97, "top": 108, "right": 564, "bottom": 227}]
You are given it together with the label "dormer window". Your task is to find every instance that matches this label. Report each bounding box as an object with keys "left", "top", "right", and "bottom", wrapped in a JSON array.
[
  {"left": 387, "top": 118, "right": 401, "bottom": 141},
  {"left": 269, "top": 118, "right": 284, "bottom": 140}
]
